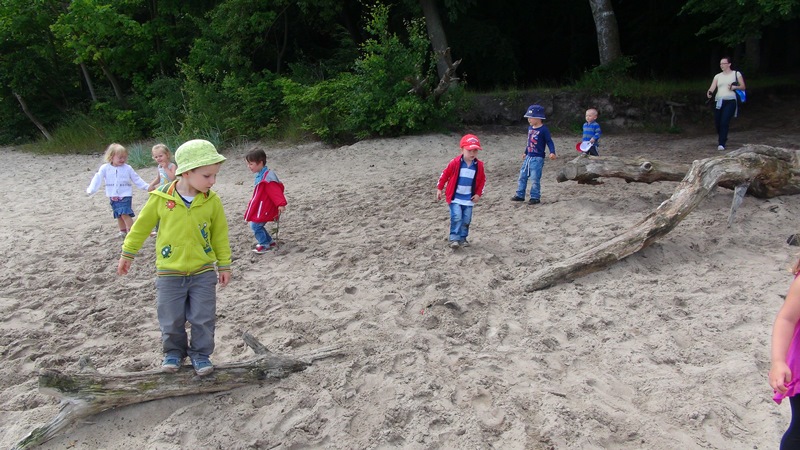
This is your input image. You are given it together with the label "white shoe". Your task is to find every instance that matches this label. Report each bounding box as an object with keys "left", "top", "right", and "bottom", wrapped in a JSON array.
[{"left": 717, "top": 145, "right": 725, "bottom": 151}]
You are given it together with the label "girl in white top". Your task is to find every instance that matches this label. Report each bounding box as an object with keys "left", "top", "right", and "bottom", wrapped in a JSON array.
[
  {"left": 87, "top": 143, "right": 150, "bottom": 236},
  {"left": 706, "top": 56, "right": 746, "bottom": 151}
]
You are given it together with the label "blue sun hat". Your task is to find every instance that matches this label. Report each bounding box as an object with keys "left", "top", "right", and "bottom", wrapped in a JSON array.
[
  {"left": 175, "top": 139, "right": 226, "bottom": 175},
  {"left": 524, "top": 104, "right": 546, "bottom": 120}
]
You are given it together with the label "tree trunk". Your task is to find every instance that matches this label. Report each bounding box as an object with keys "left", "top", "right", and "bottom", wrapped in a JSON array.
[
  {"left": 99, "top": 61, "right": 128, "bottom": 108},
  {"left": 13, "top": 92, "right": 53, "bottom": 141},
  {"left": 79, "top": 62, "right": 98, "bottom": 103},
  {"left": 419, "top": 0, "right": 452, "bottom": 80},
  {"left": 12, "top": 334, "right": 343, "bottom": 450},
  {"left": 526, "top": 146, "right": 800, "bottom": 291},
  {"left": 588, "top": 0, "right": 623, "bottom": 65},
  {"left": 557, "top": 154, "right": 690, "bottom": 185}
]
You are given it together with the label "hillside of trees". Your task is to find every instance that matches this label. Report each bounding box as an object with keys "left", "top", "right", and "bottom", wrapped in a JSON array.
[{"left": 0, "top": 0, "right": 798, "bottom": 147}]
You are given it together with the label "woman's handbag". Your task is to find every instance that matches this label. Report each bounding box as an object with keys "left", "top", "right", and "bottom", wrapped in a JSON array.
[{"left": 732, "top": 71, "right": 746, "bottom": 103}]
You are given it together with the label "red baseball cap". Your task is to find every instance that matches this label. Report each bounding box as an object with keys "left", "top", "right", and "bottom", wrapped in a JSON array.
[{"left": 460, "top": 134, "right": 482, "bottom": 151}]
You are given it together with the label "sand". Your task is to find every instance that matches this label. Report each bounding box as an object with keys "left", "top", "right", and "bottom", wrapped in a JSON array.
[{"left": 2, "top": 124, "right": 800, "bottom": 449}]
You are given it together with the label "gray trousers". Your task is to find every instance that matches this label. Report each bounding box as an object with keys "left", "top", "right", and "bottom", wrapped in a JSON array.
[{"left": 155, "top": 270, "right": 217, "bottom": 360}]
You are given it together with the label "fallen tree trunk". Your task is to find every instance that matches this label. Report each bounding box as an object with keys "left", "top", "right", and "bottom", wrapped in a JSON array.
[
  {"left": 557, "top": 154, "right": 690, "bottom": 184},
  {"left": 526, "top": 145, "right": 800, "bottom": 291},
  {"left": 13, "top": 334, "right": 343, "bottom": 450},
  {"left": 557, "top": 150, "right": 800, "bottom": 197}
]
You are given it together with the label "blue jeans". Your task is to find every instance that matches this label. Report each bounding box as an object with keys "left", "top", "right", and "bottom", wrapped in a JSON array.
[
  {"left": 516, "top": 156, "right": 545, "bottom": 200},
  {"left": 449, "top": 203, "right": 473, "bottom": 242},
  {"left": 156, "top": 270, "right": 217, "bottom": 360},
  {"left": 250, "top": 221, "right": 274, "bottom": 247},
  {"left": 714, "top": 99, "right": 737, "bottom": 147}
]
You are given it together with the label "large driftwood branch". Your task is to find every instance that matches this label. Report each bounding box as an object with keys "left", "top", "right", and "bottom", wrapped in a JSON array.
[
  {"left": 558, "top": 151, "right": 800, "bottom": 198},
  {"left": 526, "top": 145, "right": 800, "bottom": 291},
  {"left": 13, "top": 333, "right": 344, "bottom": 450},
  {"left": 557, "top": 154, "right": 690, "bottom": 184}
]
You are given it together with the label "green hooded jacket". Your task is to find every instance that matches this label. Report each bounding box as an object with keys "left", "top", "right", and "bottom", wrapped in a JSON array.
[{"left": 121, "top": 181, "right": 232, "bottom": 276}]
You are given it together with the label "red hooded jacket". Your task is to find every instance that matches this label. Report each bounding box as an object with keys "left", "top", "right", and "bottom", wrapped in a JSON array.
[{"left": 436, "top": 155, "right": 486, "bottom": 204}]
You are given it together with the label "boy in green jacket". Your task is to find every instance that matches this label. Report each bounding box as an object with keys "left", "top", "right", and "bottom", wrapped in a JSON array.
[{"left": 117, "top": 139, "right": 232, "bottom": 376}]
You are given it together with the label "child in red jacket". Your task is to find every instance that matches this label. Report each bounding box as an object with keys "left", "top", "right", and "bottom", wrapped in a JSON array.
[
  {"left": 244, "top": 148, "right": 287, "bottom": 253},
  {"left": 436, "top": 134, "right": 486, "bottom": 249}
]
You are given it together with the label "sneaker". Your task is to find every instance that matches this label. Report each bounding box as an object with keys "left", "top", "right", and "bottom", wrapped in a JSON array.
[
  {"left": 118, "top": 231, "right": 127, "bottom": 237},
  {"left": 460, "top": 240, "right": 470, "bottom": 247},
  {"left": 529, "top": 198, "right": 540, "bottom": 205},
  {"left": 191, "top": 357, "right": 214, "bottom": 376},
  {"left": 510, "top": 196, "right": 525, "bottom": 202},
  {"left": 717, "top": 145, "right": 725, "bottom": 151},
  {"left": 161, "top": 354, "right": 182, "bottom": 373},
  {"left": 253, "top": 242, "right": 277, "bottom": 254},
  {"left": 449, "top": 240, "right": 460, "bottom": 249}
]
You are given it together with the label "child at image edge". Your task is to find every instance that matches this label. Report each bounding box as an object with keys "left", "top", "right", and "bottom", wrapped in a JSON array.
[
  {"left": 86, "top": 143, "right": 150, "bottom": 236},
  {"left": 243, "top": 147, "right": 287, "bottom": 254},
  {"left": 117, "top": 139, "right": 232, "bottom": 376},
  {"left": 147, "top": 143, "right": 177, "bottom": 237},
  {"left": 582, "top": 108, "right": 602, "bottom": 156},
  {"left": 511, "top": 104, "right": 556, "bottom": 205},
  {"left": 770, "top": 258, "right": 800, "bottom": 448},
  {"left": 436, "top": 134, "right": 486, "bottom": 249}
]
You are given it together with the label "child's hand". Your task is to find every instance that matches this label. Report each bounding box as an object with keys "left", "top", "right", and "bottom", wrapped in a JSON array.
[
  {"left": 471, "top": 194, "right": 481, "bottom": 203},
  {"left": 278, "top": 206, "right": 286, "bottom": 214},
  {"left": 770, "top": 361, "right": 792, "bottom": 393},
  {"left": 549, "top": 153, "right": 557, "bottom": 160},
  {"left": 436, "top": 189, "right": 443, "bottom": 201},
  {"left": 218, "top": 271, "right": 231, "bottom": 287},
  {"left": 117, "top": 258, "right": 131, "bottom": 276}
]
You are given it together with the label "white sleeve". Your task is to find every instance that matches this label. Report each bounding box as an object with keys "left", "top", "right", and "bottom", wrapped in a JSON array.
[
  {"left": 129, "top": 166, "right": 151, "bottom": 191},
  {"left": 86, "top": 164, "right": 106, "bottom": 195}
]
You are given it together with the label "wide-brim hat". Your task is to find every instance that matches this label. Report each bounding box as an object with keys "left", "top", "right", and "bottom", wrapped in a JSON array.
[
  {"left": 524, "top": 104, "right": 546, "bottom": 120},
  {"left": 175, "top": 139, "right": 226, "bottom": 175}
]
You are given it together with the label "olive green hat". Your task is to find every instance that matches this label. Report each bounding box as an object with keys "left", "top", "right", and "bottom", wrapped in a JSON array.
[{"left": 174, "top": 139, "right": 226, "bottom": 175}]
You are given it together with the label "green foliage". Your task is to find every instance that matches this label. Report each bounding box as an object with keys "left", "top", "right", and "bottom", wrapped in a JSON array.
[
  {"left": 572, "top": 57, "right": 637, "bottom": 96},
  {"left": 681, "top": 0, "right": 799, "bottom": 45},
  {"left": 126, "top": 141, "right": 153, "bottom": 169},
  {"left": 279, "top": 3, "right": 459, "bottom": 144}
]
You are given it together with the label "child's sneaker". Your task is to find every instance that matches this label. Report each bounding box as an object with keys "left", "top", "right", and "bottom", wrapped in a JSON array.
[
  {"left": 460, "top": 240, "right": 470, "bottom": 247},
  {"left": 161, "top": 354, "right": 182, "bottom": 373},
  {"left": 510, "top": 196, "right": 525, "bottom": 202},
  {"left": 118, "top": 231, "right": 128, "bottom": 237},
  {"left": 449, "top": 240, "right": 460, "bottom": 249},
  {"left": 253, "top": 242, "right": 277, "bottom": 254},
  {"left": 191, "top": 357, "right": 214, "bottom": 376},
  {"left": 528, "top": 198, "right": 540, "bottom": 205}
]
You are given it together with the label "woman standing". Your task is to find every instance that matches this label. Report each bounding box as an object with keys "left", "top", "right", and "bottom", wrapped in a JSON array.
[{"left": 706, "top": 56, "right": 746, "bottom": 151}]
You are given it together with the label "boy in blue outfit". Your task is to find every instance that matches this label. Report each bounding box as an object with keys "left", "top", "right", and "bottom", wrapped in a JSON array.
[
  {"left": 436, "top": 134, "right": 486, "bottom": 249},
  {"left": 581, "top": 108, "right": 602, "bottom": 156},
  {"left": 244, "top": 148, "right": 286, "bottom": 254},
  {"left": 511, "top": 104, "right": 556, "bottom": 205}
]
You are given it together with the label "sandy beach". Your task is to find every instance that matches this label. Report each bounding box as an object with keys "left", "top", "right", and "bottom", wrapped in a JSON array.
[{"left": 2, "top": 121, "right": 800, "bottom": 449}]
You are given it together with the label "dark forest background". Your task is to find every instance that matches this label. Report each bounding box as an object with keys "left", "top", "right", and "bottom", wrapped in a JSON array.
[{"left": 1, "top": 0, "right": 797, "bottom": 147}]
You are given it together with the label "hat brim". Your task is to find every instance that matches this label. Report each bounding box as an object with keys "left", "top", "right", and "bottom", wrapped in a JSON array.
[
  {"left": 176, "top": 154, "right": 227, "bottom": 174},
  {"left": 462, "top": 145, "right": 481, "bottom": 151}
]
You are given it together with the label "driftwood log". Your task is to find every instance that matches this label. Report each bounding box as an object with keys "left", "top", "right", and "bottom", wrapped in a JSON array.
[
  {"left": 526, "top": 145, "right": 800, "bottom": 291},
  {"left": 13, "top": 333, "right": 343, "bottom": 450}
]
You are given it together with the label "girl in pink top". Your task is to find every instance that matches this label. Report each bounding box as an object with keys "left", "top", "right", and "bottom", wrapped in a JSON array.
[{"left": 769, "top": 260, "right": 800, "bottom": 448}]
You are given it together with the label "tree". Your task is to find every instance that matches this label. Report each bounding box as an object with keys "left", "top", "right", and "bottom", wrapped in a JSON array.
[
  {"left": 681, "top": 0, "right": 800, "bottom": 69},
  {"left": 588, "top": 0, "right": 623, "bottom": 65}
]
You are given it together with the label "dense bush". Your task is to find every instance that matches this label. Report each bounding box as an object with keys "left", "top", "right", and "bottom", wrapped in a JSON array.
[{"left": 279, "top": 4, "right": 459, "bottom": 144}]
